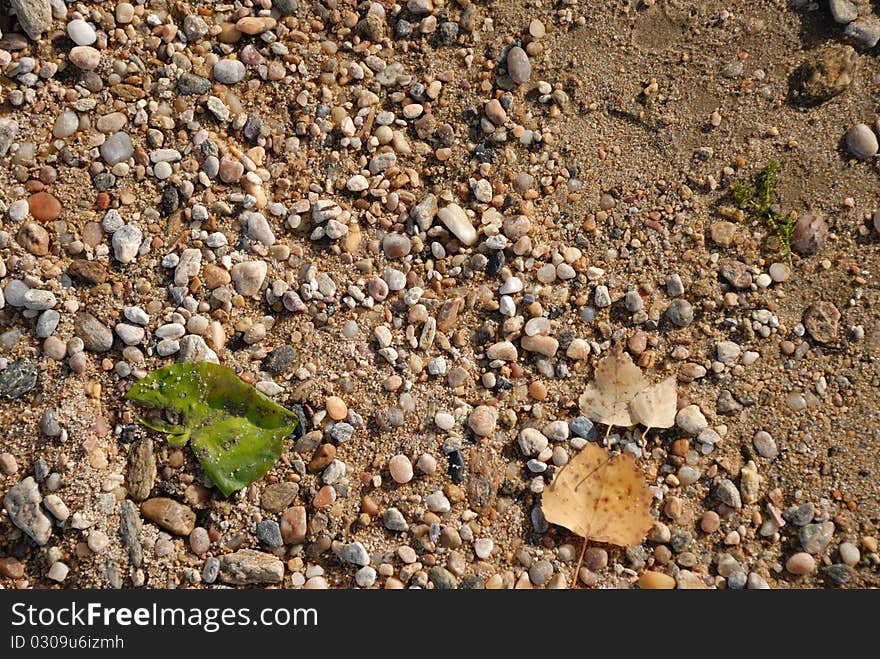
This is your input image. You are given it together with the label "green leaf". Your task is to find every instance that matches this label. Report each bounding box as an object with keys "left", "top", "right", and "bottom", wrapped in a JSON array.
[{"left": 125, "top": 363, "right": 299, "bottom": 497}]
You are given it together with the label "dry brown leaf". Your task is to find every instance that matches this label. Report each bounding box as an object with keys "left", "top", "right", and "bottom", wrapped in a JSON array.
[
  {"left": 542, "top": 443, "right": 653, "bottom": 546},
  {"left": 629, "top": 376, "right": 678, "bottom": 430},
  {"left": 578, "top": 348, "right": 648, "bottom": 428}
]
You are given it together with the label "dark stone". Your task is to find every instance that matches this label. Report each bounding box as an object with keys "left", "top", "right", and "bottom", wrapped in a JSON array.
[
  {"left": 161, "top": 187, "right": 179, "bottom": 215},
  {"left": 783, "top": 502, "right": 814, "bottom": 527},
  {"left": 256, "top": 520, "right": 284, "bottom": 547},
  {"left": 486, "top": 249, "right": 505, "bottom": 277},
  {"left": 0, "top": 359, "right": 38, "bottom": 399},
  {"left": 178, "top": 72, "right": 211, "bottom": 95},
  {"left": 428, "top": 566, "right": 458, "bottom": 589},
  {"left": 459, "top": 575, "right": 485, "bottom": 589},
  {"left": 273, "top": 0, "right": 297, "bottom": 15},
  {"left": 263, "top": 345, "right": 297, "bottom": 374},
  {"left": 716, "top": 389, "right": 743, "bottom": 415},
  {"left": 823, "top": 564, "right": 853, "bottom": 587},
  {"left": 448, "top": 450, "right": 465, "bottom": 484},
  {"left": 119, "top": 500, "right": 143, "bottom": 569},
  {"left": 242, "top": 113, "right": 262, "bottom": 142}
]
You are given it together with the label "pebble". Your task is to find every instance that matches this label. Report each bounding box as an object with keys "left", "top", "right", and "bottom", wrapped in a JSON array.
[
  {"left": 675, "top": 405, "right": 708, "bottom": 435},
  {"left": 341, "top": 541, "right": 370, "bottom": 566},
  {"left": 10, "top": 0, "right": 53, "bottom": 40},
  {"left": 715, "top": 478, "right": 742, "bottom": 509},
  {"left": 0, "top": 359, "right": 38, "bottom": 399},
  {"left": 220, "top": 549, "right": 284, "bottom": 584},
  {"left": 325, "top": 396, "right": 348, "bottom": 420},
  {"left": 468, "top": 405, "right": 497, "bottom": 436},
  {"left": 214, "top": 59, "right": 247, "bottom": 84},
  {"left": 846, "top": 123, "right": 878, "bottom": 159},
  {"left": 112, "top": 224, "right": 142, "bottom": 264},
  {"left": 28, "top": 191, "right": 61, "bottom": 221},
  {"left": 384, "top": 507, "right": 409, "bottom": 532},
  {"left": 280, "top": 506, "right": 307, "bottom": 544},
  {"left": 48, "top": 562, "right": 69, "bottom": 582},
  {"left": 75, "top": 312, "right": 113, "bottom": 352},
  {"left": 799, "top": 521, "right": 835, "bottom": 554},
  {"left": 189, "top": 527, "right": 210, "bottom": 555},
  {"left": 791, "top": 212, "right": 826, "bottom": 256},
  {"left": 388, "top": 454, "right": 414, "bottom": 484},
  {"left": 100, "top": 132, "right": 134, "bottom": 165},
  {"left": 231, "top": 261, "right": 267, "bottom": 296},
  {"left": 67, "top": 19, "right": 97, "bottom": 46},
  {"left": 666, "top": 299, "right": 694, "bottom": 327},
  {"left": 638, "top": 571, "right": 675, "bottom": 589},
  {"left": 3, "top": 477, "right": 52, "bottom": 545},
  {"left": 256, "top": 520, "right": 284, "bottom": 547},
  {"left": 69, "top": 45, "right": 100, "bottom": 70},
  {"left": 140, "top": 498, "right": 196, "bottom": 536},
  {"left": 786, "top": 552, "right": 815, "bottom": 575},
  {"left": 507, "top": 46, "right": 532, "bottom": 84},
  {"left": 839, "top": 542, "right": 860, "bottom": 566},
  {"left": 438, "top": 204, "right": 477, "bottom": 246},
  {"left": 753, "top": 431, "right": 778, "bottom": 458},
  {"left": 518, "top": 428, "right": 549, "bottom": 456}
]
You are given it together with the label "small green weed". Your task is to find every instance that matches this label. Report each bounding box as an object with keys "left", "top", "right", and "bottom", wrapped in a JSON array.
[{"left": 731, "top": 161, "right": 797, "bottom": 264}]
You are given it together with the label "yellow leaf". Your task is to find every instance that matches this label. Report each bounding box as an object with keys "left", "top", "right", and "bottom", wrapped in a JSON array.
[
  {"left": 542, "top": 443, "right": 653, "bottom": 546},
  {"left": 578, "top": 349, "right": 647, "bottom": 428},
  {"left": 629, "top": 376, "right": 678, "bottom": 430}
]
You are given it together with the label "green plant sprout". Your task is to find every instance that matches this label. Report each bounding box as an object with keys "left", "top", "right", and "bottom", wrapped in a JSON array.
[
  {"left": 731, "top": 161, "right": 797, "bottom": 265},
  {"left": 126, "top": 363, "right": 299, "bottom": 497}
]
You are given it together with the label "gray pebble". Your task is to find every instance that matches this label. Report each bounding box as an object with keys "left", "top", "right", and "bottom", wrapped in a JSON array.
[{"left": 256, "top": 520, "right": 284, "bottom": 547}]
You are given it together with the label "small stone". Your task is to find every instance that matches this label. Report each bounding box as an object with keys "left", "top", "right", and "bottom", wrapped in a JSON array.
[
  {"left": 231, "top": 261, "right": 267, "bottom": 296},
  {"left": 67, "top": 19, "right": 97, "bottom": 45},
  {"left": 100, "top": 132, "right": 134, "bottom": 165},
  {"left": 127, "top": 439, "right": 156, "bottom": 502},
  {"left": 846, "top": 123, "right": 878, "bottom": 160},
  {"left": 753, "top": 431, "right": 778, "bottom": 458},
  {"left": 0, "top": 359, "right": 38, "bottom": 399},
  {"left": 666, "top": 299, "right": 694, "bottom": 327},
  {"left": 112, "top": 224, "right": 142, "bottom": 264},
  {"left": 429, "top": 566, "right": 458, "bottom": 589},
  {"left": 10, "top": 0, "right": 53, "bottom": 40},
  {"left": 3, "top": 477, "right": 52, "bottom": 545},
  {"left": 799, "top": 521, "right": 835, "bottom": 554},
  {"left": 784, "top": 502, "right": 815, "bottom": 527},
  {"left": 468, "top": 405, "right": 497, "bottom": 436},
  {"left": 715, "top": 478, "right": 742, "bottom": 509},
  {"left": 140, "top": 498, "right": 196, "bottom": 536},
  {"left": 803, "top": 301, "right": 840, "bottom": 344},
  {"left": 830, "top": 0, "right": 859, "bottom": 24},
  {"left": 325, "top": 396, "right": 348, "bottom": 421},
  {"left": 507, "top": 46, "right": 531, "bottom": 84},
  {"left": 845, "top": 15, "right": 880, "bottom": 49},
  {"left": 716, "top": 340, "right": 741, "bottom": 364},
  {"left": 438, "top": 204, "right": 477, "bottom": 246},
  {"left": 28, "top": 192, "right": 61, "bottom": 221},
  {"left": 383, "top": 234, "right": 412, "bottom": 259},
  {"left": 355, "top": 566, "right": 377, "bottom": 587},
  {"left": 256, "top": 520, "right": 284, "bottom": 547},
  {"left": 518, "top": 428, "right": 549, "bottom": 456},
  {"left": 189, "top": 527, "right": 210, "bottom": 555},
  {"left": 280, "top": 506, "right": 307, "bottom": 544},
  {"left": 17, "top": 222, "right": 49, "bottom": 255},
  {"left": 791, "top": 212, "right": 826, "bottom": 256},
  {"left": 675, "top": 405, "right": 708, "bottom": 435},
  {"left": 786, "top": 552, "right": 815, "bottom": 575},
  {"left": 638, "top": 571, "right": 675, "bottom": 589},
  {"left": 75, "top": 312, "right": 113, "bottom": 352},
  {"left": 48, "top": 562, "right": 69, "bottom": 582},
  {"left": 341, "top": 541, "right": 370, "bottom": 566},
  {"left": 388, "top": 454, "right": 414, "bottom": 484},
  {"left": 383, "top": 507, "right": 409, "bottom": 532},
  {"left": 220, "top": 549, "right": 284, "bottom": 584},
  {"left": 214, "top": 59, "right": 246, "bottom": 84},
  {"left": 69, "top": 45, "right": 101, "bottom": 70},
  {"left": 839, "top": 542, "right": 860, "bottom": 566},
  {"left": 719, "top": 259, "right": 752, "bottom": 289}
]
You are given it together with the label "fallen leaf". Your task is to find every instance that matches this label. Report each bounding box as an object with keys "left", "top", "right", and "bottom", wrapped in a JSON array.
[
  {"left": 578, "top": 348, "right": 648, "bottom": 428},
  {"left": 126, "top": 363, "right": 299, "bottom": 497},
  {"left": 629, "top": 376, "right": 677, "bottom": 430},
  {"left": 542, "top": 443, "right": 653, "bottom": 546}
]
